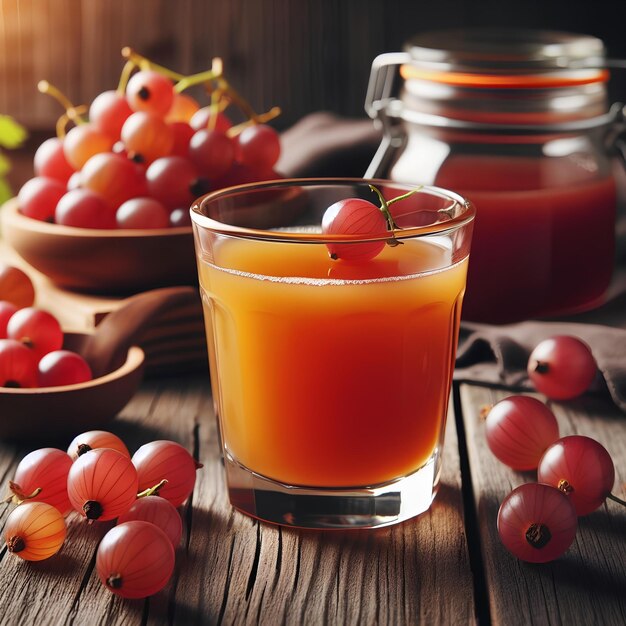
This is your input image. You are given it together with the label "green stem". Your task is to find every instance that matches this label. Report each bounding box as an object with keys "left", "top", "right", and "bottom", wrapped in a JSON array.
[
  {"left": 226, "top": 106, "right": 282, "bottom": 138},
  {"left": 607, "top": 492, "right": 626, "bottom": 507},
  {"left": 38, "top": 81, "right": 87, "bottom": 125},
  {"left": 368, "top": 185, "right": 422, "bottom": 248},
  {"left": 174, "top": 68, "right": 221, "bottom": 94},
  {"left": 121, "top": 47, "right": 186, "bottom": 81},
  {"left": 137, "top": 479, "right": 168, "bottom": 498},
  {"left": 368, "top": 184, "right": 399, "bottom": 230},
  {"left": 385, "top": 187, "right": 422, "bottom": 207},
  {"left": 117, "top": 60, "right": 136, "bottom": 94}
]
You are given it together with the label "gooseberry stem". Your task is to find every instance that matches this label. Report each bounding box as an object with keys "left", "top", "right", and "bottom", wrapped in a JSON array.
[
  {"left": 207, "top": 87, "right": 229, "bottom": 130},
  {"left": 38, "top": 81, "right": 87, "bottom": 135},
  {"left": 137, "top": 479, "right": 168, "bottom": 498},
  {"left": 117, "top": 60, "right": 137, "bottom": 94},
  {"left": 5, "top": 481, "right": 42, "bottom": 505},
  {"left": 368, "top": 185, "right": 397, "bottom": 230},
  {"left": 369, "top": 185, "right": 419, "bottom": 232},
  {"left": 607, "top": 492, "right": 626, "bottom": 507},
  {"left": 121, "top": 47, "right": 186, "bottom": 81},
  {"left": 174, "top": 57, "right": 223, "bottom": 93},
  {"left": 215, "top": 75, "right": 258, "bottom": 122},
  {"left": 226, "top": 106, "right": 282, "bottom": 138}
]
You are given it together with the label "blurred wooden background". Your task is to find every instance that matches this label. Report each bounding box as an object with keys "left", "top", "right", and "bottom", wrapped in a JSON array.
[{"left": 2, "top": 0, "right": 626, "bottom": 133}]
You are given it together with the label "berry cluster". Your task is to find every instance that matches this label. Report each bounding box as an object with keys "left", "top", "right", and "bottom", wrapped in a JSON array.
[
  {"left": 483, "top": 335, "right": 624, "bottom": 563},
  {"left": 18, "top": 49, "right": 282, "bottom": 230},
  {"left": 0, "top": 263, "right": 91, "bottom": 388},
  {"left": 3, "top": 431, "right": 200, "bottom": 599}
]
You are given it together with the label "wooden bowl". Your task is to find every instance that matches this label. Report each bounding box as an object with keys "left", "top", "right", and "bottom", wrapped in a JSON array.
[
  {"left": 0, "top": 333, "right": 144, "bottom": 441},
  {"left": 0, "top": 199, "right": 196, "bottom": 294}
]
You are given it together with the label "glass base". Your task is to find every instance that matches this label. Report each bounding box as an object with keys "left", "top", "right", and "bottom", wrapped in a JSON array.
[{"left": 224, "top": 450, "right": 440, "bottom": 529}]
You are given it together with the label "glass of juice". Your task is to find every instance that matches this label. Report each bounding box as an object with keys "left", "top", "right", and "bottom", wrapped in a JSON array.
[{"left": 191, "top": 179, "right": 474, "bottom": 529}]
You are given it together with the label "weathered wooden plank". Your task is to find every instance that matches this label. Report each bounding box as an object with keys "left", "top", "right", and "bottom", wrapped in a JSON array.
[{"left": 459, "top": 383, "right": 626, "bottom": 626}]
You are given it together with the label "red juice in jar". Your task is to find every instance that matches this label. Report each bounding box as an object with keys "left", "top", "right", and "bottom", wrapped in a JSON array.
[
  {"left": 366, "top": 29, "right": 620, "bottom": 323},
  {"left": 434, "top": 153, "right": 616, "bottom": 323}
]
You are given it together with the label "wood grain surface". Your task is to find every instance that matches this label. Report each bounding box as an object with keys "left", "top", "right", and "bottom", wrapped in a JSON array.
[
  {"left": 1, "top": 379, "right": 625, "bottom": 623},
  {"left": 0, "top": 377, "right": 475, "bottom": 625}
]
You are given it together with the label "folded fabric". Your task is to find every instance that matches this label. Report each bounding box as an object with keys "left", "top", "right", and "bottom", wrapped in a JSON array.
[
  {"left": 456, "top": 262, "right": 626, "bottom": 411},
  {"left": 279, "top": 112, "right": 626, "bottom": 413},
  {"left": 277, "top": 111, "right": 381, "bottom": 179},
  {"left": 456, "top": 320, "right": 626, "bottom": 411}
]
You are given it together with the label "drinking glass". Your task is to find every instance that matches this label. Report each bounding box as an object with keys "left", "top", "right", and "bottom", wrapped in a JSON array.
[{"left": 191, "top": 178, "right": 474, "bottom": 529}]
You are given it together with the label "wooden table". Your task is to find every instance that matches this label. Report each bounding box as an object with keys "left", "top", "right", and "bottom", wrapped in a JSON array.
[{"left": 1, "top": 374, "right": 624, "bottom": 625}]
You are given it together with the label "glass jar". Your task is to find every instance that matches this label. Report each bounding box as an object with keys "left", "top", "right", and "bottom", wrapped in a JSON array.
[{"left": 365, "top": 29, "right": 621, "bottom": 324}]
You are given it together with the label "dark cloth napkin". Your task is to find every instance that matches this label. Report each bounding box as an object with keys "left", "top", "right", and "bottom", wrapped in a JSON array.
[{"left": 278, "top": 112, "right": 626, "bottom": 413}]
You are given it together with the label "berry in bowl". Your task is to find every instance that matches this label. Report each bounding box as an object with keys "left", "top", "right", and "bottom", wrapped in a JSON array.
[
  {"left": 0, "top": 280, "right": 197, "bottom": 441},
  {"left": 1, "top": 50, "right": 284, "bottom": 294}
]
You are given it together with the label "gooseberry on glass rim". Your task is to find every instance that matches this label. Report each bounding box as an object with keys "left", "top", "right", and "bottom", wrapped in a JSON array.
[
  {"left": 537, "top": 435, "right": 617, "bottom": 516},
  {"left": 321, "top": 185, "right": 417, "bottom": 261},
  {"left": 484, "top": 396, "right": 560, "bottom": 471},
  {"left": 497, "top": 482, "right": 578, "bottom": 563},
  {"left": 4, "top": 502, "right": 66, "bottom": 561},
  {"left": 528, "top": 335, "right": 597, "bottom": 400},
  {"left": 96, "top": 520, "right": 175, "bottom": 599}
]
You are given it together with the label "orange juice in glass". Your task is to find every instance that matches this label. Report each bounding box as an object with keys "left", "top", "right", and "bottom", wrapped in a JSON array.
[{"left": 192, "top": 179, "right": 474, "bottom": 528}]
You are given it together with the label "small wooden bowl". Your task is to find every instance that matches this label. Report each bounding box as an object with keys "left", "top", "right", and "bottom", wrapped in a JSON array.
[
  {"left": 0, "top": 334, "right": 144, "bottom": 441},
  {"left": 0, "top": 199, "right": 196, "bottom": 294}
]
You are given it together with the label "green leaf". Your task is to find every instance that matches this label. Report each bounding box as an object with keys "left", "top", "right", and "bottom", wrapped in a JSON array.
[
  {"left": 0, "top": 177, "right": 12, "bottom": 205},
  {"left": 0, "top": 115, "right": 27, "bottom": 149},
  {"left": 0, "top": 153, "right": 10, "bottom": 176}
]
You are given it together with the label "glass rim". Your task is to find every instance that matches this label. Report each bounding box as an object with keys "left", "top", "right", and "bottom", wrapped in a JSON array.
[{"left": 190, "top": 178, "right": 475, "bottom": 244}]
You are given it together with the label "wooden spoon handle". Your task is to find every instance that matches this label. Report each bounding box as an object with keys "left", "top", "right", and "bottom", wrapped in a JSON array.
[{"left": 82, "top": 286, "right": 200, "bottom": 378}]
